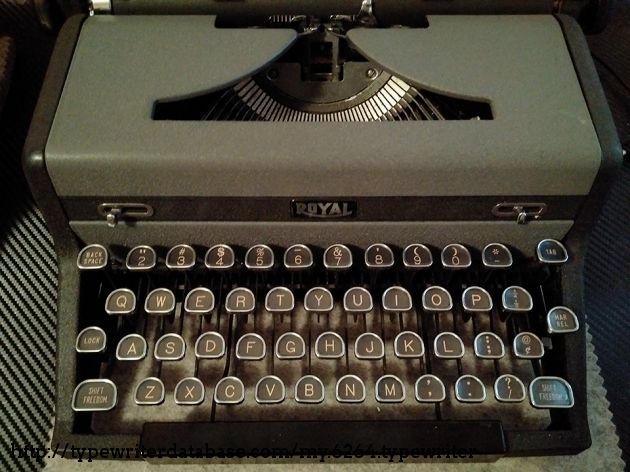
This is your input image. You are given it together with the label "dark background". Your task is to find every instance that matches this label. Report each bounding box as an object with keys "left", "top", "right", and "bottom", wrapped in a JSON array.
[{"left": 0, "top": 2, "right": 628, "bottom": 471}]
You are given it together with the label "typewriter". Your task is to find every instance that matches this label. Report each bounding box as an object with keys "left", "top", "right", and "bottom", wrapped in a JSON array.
[{"left": 23, "top": 0, "right": 622, "bottom": 460}]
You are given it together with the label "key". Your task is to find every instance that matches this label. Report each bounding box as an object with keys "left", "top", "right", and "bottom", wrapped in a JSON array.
[
  {"left": 364, "top": 243, "right": 394, "bottom": 268},
  {"left": 116, "top": 334, "right": 147, "bottom": 361},
  {"left": 455, "top": 375, "right": 486, "bottom": 403},
  {"left": 72, "top": 379, "right": 117, "bottom": 411},
  {"left": 174, "top": 377, "right": 205, "bottom": 405},
  {"left": 126, "top": 245, "right": 156, "bottom": 271},
  {"left": 375, "top": 375, "right": 405, "bottom": 403},
  {"left": 441, "top": 244, "right": 471, "bottom": 269},
  {"left": 105, "top": 288, "right": 136, "bottom": 316},
  {"left": 166, "top": 244, "right": 196, "bottom": 269},
  {"left": 403, "top": 244, "right": 433, "bottom": 269},
  {"left": 77, "top": 244, "right": 108, "bottom": 270},
  {"left": 144, "top": 288, "right": 176, "bottom": 315},
  {"left": 255, "top": 376, "right": 286, "bottom": 404},
  {"left": 283, "top": 244, "right": 313, "bottom": 269},
  {"left": 245, "top": 244, "right": 274, "bottom": 270},
  {"left": 336, "top": 375, "right": 366, "bottom": 403},
  {"left": 214, "top": 377, "right": 245, "bottom": 404},
  {"left": 482, "top": 243, "right": 513, "bottom": 268},
  {"left": 415, "top": 375, "right": 446, "bottom": 403},
  {"left": 494, "top": 375, "right": 526, "bottom": 403},
  {"left": 536, "top": 239, "right": 568, "bottom": 264},
  {"left": 205, "top": 244, "right": 235, "bottom": 269},
  {"left": 75, "top": 327, "right": 106, "bottom": 353},
  {"left": 134, "top": 378, "right": 165, "bottom": 405},
  {"left": 323, "top": 244, "right": 352, "bottom": 269},
  {"left": 529, "top": 376, "right": 574, "bottom": 408}
]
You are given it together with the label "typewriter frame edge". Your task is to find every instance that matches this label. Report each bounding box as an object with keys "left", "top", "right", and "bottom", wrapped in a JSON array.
[{"left": 21, "top": 13, "right": 622, "bottom": 458}]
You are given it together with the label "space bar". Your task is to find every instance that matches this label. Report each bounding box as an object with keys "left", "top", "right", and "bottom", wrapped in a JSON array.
[{"left": 141, "top": 421, "right": 506, "bottom": 458}]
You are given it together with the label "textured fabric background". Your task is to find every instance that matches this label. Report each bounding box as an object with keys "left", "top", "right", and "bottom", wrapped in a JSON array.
[
  {"left": 0, "top": 1, "right": 628, "bottom": 471},
  {"left": 0, "top": 3, "right": 57, "bottom": 472}
]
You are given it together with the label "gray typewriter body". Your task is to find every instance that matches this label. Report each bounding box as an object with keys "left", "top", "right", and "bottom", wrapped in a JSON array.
[{"left": 24, "top": 3, "right": 622, "bottom": 460}]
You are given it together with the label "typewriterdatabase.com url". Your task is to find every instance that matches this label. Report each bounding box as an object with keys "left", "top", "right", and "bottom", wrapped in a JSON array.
[{"left": 12, "top": 442, "right": 478, "bottom": 463}]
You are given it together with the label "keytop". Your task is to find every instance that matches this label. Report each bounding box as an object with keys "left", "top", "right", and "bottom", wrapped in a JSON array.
[
  {"left": 76, "top": 327, "right": 106, "bottom": 353},
  {"left": 364, "top": 243, "right": 394, "bottom": 268},
  {"left": 536, "top": 239, "right": 569, "bottom": 264},
  {"left": 547, "top": 306, "right": 579, "bottom": 333},
  {"left": 195, "top": 332, "right": 226, "bottom": 359},
  {"left": 145, "top": 288, "right": 176, "bottom": 315},
  {"left": 205, "top": 244, "right": 235, "bottom": 269},
  {"left": 402, "top": 244, "right": 433, "bottom": 268},
  {"left": 77, "top": 244, "right": 108, "bottom": 269},
  {"left": 494, "top": 375, "right": 526, "bottom": 403},
  {"left": 529, "top": 377, "right": 574, "bottom": 408},
  {"left": 255, "top": 376, "right": 285, "bottom": 404},
  {"left": 355, "top": 332, "right": 384, "bottom": 359},
  {"left": 343, "top": 287, "right": 373, "bottom": 313},
  {"left": 502, "top": 286, "right": 533, "bottom": 312},
  {"left": 135, "top": 378, "right": 165, "bottom": 405},
  {"left": 126, "top": 245, "right": 156, "bottom": 271},
  {"left": 295, "top": 375, "right": 325, "bottom": 403},
  {"left": 154, "top": 334, "right": 185, "bottom": 361},
  {"left": 304, "top": 287, "right": 334, "bottom": 312},
  {"left": 265, "top": 287, "right": 294, "bottom": 313},
  {"left": 315, "top": 332, "right": 345, "bottom": 358},
  {"left": 455, "top": 375, "right": 486, "bottom": 403},
  {"left": 174, "top": 378, "right": 205, "bottom": 405},
  {"left": 482, "top": 243, "right": 513, "bottom": 268},
  {"left": 415, "top": 375, "right": 446, "bottom": 402},
  {"left": 375, "top": 375, "right": 405, "bottom": 403},
  {"left": 462, "top": 286, "right": 493, "bottom": 312},
  {"left": 166, "top": 244, "right": 196, "bottom": 269},
  {"left": 336, "top": 375, "right": 366, "bottom": 403},
  {"left": 323, "top": 244, "right": 352, "bottom": 269},
  {"left": 105, "top": 288, "right": 136, "bottom": 315},
  {"left": 284, "top": 244, "right": 313, "bottom": 269},
  {"left": 214, "top": 377, "right": 245, "bottom": 404},
  {"left": 245, "top": 244, "right": 274, "bottom": 270},
  {"left": 72, "top": 379, "right": 117, "bottom": 411},
  {"left": 116, "top": 334, "right": 147, "bottom": 361},
  {"left": 394, "top": 331, "right": 424, "bottom": 358},
  {"left": 434, "top": 332, "right": 465, "bottom": 358},
  {"left": 225, "top": 287, "right": 256, "bottom": 314},
  {"left": 275, "top": 332, "right": 306, "bottom": 359},
  {"left": 513, "top": 332, "right": 544, "bottom": 359},
  {"left": 441, "top": 243, "right": 471, "bottom": 269},
  {"left": 184, "top": 287, "right": 215, "bottom": 314},
  {"left": 422, "top": 286, "right": 452, "bottom": 312},
  {"left": 236, "top": 333, "right": 266, "bottom": 360},
  {"left": 474, "top": 332, "right": 504, "bottom": 359},
  {"left": 382, "top": 286, "right": 413, "bottom": 312}
]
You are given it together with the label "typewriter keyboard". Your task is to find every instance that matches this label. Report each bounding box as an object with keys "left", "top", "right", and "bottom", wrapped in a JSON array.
[{"left": 72, "top": 240, "right": 578, "bottom": 435}]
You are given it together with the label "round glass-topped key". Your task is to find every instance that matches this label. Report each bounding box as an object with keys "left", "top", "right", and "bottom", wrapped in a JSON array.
[
  {"left": 434, "top": 332, "right": 465, "bottom": 358},
  {"left": 336, "top": 375, "right": 366, "bottom": 403},
  {"left": 364, "top": 243, "right": 394, "bottom": 269},
  {"left": 529, "top": 376, "right": 574, "bottom": 408},
  {"left": 134, "top": 377, "right": 165, "bottom": 405},
  {"left": 144, "top": 288, "right": 176, "bottom": 315},
  {"left": 225, "top": 287, "right": 256, "bottom": 314},
  {"left": 72, "top": 379, "right": 117, "bottom": 411},
  {"left": 501, "top": 286, "right": 533, "bottom": 312},
  {"left": 315, "top": 331, "right": 345, "bottom": 359},
  {"left": 154, "top": 333, "right": 186, "bottom": 361},
  {"left": 513, "top": 332, "right": 544, "bottom": 359},
  {"left": 382, "top": 286, "right": 413, "bottom": 312},
  {"left": 304, "top": 287, "right": 334, "bottom": 313},
  {"left": 205, "top": 244, "right": 235, "bottom": 270},
  {"left": 455, "top": 375, "right": 486, "bottom": 403},
  {"left": 75, "top": 327, "right": 107, "bottom": 353},
  {"left": 215, "top": 377, "right": 245, "bottom": 404},
  {"left": 116, "top": 334, "right": 147, "bottom": 361},
  {"left": 462, "top": 286, "right": 493, "bottom": 312},
  {"left": 403, "top": 244, "right": 433, "bottom": 269},
  {"left": 125, "top": 245, "right": 156, "bottom": 271},
  {"left": 77, "top": 244, "right": 108, "bottom": 270},
  {"left": 375, "top": 375, "right": 406, "bottom": 403},
  {"left": 255, "top": 375, "right": 286, "bottom": 404},
  {"left": 494, "top": 375, "right": 526, "bottom": 403},
  {"left": 422, "top": 286, "right": 453, "bottom": 312},
  {"left": 324, "top": 244, "right": 352, "bottom": 269},
  {"left": 441, "top": 244, "right": 471, "bottom": 269},
  {"left": 174, "top": 377, "right": 205, "bottom": 405},
  {"left": 105, "top": 288, "right": 136, "bottom": 315},
  {"left": 295, "top": 375, "right": 325, "bottom": 403},
  {"left": 195, "top": 332, "right": 226, "bottom": 359},
  {"left": 343, "top": 287, "right": 373, "bottom": 313},
  {"left": 536, "top": 239, "right": 568, "bottom": 264},
  {"left": 482, "top": 243, "right": 513, "bottom": 268},
  {"left": 245, "top": 244, "right": 274, "bottom": 270},
  {"left": 474, "top": 332, "right": 505, "bottom": 359},
  {"left": 265, "top": 287, "right": 295, "bottom": 313},
  {"left": 166, "top": 244, "right": 196, "bottom": 269},
  {"left": 284, "top": 244, "right": 313, "bottom": 270},
  {"left": 415, "top": 375, "right": 446, "bottom": 403},
  {"left": 184, "top": 288, "right": 215, "bottom": 315},
  {"left": 546, "top": 306, "right": 579, "bottom": 334}
]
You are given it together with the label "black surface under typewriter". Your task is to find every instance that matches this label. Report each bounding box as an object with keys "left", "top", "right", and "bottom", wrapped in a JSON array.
[{"left": 23, "top": 0, "right": 622, "bottom": 460}]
